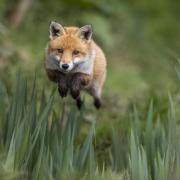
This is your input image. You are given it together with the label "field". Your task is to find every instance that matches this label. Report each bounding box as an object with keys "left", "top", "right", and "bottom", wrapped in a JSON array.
[{"left": 0, "top": 0, "right": 180, "bottom": 179}]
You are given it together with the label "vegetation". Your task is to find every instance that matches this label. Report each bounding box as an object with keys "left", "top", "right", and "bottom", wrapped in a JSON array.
[
  {"left": 0, "top": 76, "right": 180, "bottom": 180},
  {"left": 0, "top": 0, "right": 180, "bottom": 179},
  {"left": 0, "top": 76, "right": 180, "bottom": 179}
]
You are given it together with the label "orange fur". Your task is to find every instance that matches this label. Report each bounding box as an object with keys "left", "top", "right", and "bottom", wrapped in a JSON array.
[{"left": 45, "top": 22, "right": 106, "bottom": 108}]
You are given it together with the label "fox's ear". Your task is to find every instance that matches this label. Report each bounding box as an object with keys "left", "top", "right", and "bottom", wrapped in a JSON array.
[
  {"left": 79, "top": 25, "right": 93, "bottom": 41},
  {"left": 49, "top": 21, "right": 65, "bottom": 38}
]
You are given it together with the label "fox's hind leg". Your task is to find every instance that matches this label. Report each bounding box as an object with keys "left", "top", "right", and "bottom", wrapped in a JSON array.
[
  {"left": 93, "top": 89, "right": 102, "bottom": 109},
  {"left": 88, "top": 84, "right": 102, "bottom": 109},
  {"left": 94, "top": 97, "right": 101, "bottom": 109}
]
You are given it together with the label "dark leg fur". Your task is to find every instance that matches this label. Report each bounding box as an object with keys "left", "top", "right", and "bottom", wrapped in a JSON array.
[
  {"left": 46, "top": 69, "right": 59, "bottom": 83},
  {"left": 58, "top": 84, "right": 68, "bottom": 97},
  {"left": 71, "top": 85, "right": 80, "bottom": 99},
  {"left": 57, "top": 73, "right": 68, "bottom": 98},
  {"left": 46, "top": 69, "right": 68, "bottom": 97},
  {"left": 76, "top": 96, "right": 83, "bottom": 110},
  {"left": 70, "top": 73, "right": 92, "bottom": 100},
  {"left": 70, "top": 73, "right": 82, "bottom": 99},
  {"left": 94, "top": 98, "right": 101, "bottom": 109}
]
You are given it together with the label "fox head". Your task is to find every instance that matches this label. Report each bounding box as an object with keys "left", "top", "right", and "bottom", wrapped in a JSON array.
[{"left": 47, "top": 21, "right": 93, "bottom": 72}]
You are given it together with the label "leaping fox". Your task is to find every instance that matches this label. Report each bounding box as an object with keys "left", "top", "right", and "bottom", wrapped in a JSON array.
[{"left": 45, "top": 21, "right": 107, "bottom": 109}]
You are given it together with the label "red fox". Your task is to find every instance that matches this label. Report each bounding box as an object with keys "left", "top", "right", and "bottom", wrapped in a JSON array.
[{"left": 45, "top": 21, "right": 107, "bottom": 109}]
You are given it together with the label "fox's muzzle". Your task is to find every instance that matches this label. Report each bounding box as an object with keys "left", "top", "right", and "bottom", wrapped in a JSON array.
[{"left": 59, "top": 61, "right": 74, "bottom": 72}]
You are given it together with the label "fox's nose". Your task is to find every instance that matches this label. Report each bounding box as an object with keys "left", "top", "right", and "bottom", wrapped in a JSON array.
[{"left": 62, "top": 64, "right": 69, "bottom": 70}]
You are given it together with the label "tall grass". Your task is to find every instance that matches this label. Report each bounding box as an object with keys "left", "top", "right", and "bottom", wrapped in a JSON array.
[{"left": 0, "top": 76, "right": 179, "bottom": 180}]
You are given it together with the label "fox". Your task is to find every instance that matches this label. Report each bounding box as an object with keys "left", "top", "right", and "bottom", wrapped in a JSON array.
[{"left": 45, "top": 21, "right": 107, "bottom": 109}]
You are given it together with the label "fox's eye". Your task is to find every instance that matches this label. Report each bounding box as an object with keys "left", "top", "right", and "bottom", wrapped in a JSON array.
[
  {"left": 73, "top": 50, "right": 80, "bottom": 55},
  {"left": 57, "top": 48, "right": 63, "bottom": 53}
]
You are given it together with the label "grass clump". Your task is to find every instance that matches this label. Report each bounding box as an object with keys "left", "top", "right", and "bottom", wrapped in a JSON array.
[{"left": 0, "top": 76, "right": 179, "bottom": 180}]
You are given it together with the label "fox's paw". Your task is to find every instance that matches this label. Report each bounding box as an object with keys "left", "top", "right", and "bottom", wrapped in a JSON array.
[
  {"left": 76, "top": 97, "right": 83, "bottom": 110},
  {"left": 94, "top": 98, "right": 101, "bottom": 109},
  {"left": 58, "top": 85, "right": 68, "bottom": 98},
  {"left": 71, "top": 86, "right": 80, "bottom": 99}
]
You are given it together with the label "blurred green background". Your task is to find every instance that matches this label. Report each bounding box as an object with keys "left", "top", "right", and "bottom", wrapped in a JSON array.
[
  {"left": 0, "top": 0, "right": 180, "bottom": 179},
  {"left": 1, "top": 0, "right": 180, "bottom": 121},
  {"left": 0, "top": 0, "right": 180, "bottom": 125}
]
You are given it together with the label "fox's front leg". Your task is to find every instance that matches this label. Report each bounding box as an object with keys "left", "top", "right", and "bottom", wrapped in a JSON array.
[
  {"left": 46, "top": 69, "right": 59, "bottom": 83},
  {"left": 46, "top": 69, "right": 68, "bottom": 97},
  {"left": 70, "top": 73, "right": 91, "bottom": 99},
  {"left": 57, "top": 72, "right": 68, "bottom": 98}
]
